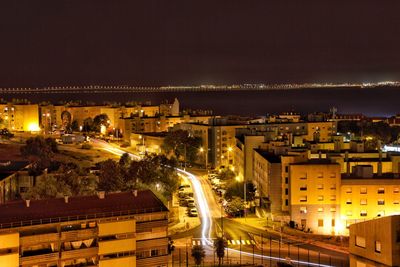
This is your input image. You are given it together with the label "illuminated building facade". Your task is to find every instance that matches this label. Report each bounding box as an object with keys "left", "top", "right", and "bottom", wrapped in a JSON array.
[
  {"left": 0, "top": 104, "right": 39, "bottom": 132},
  {"left": 0, "top": 190, "right": 170, "bottom": 267}
]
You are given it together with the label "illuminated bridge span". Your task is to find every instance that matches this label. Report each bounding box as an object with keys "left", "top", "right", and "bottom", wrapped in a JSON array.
[{"left": 0, "top": 82, "right": 398, "bottom": 94}]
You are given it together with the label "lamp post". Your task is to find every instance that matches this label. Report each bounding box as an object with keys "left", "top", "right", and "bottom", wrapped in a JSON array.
[{"left": 199, "top": 147, "right": 208, "bottom": 170}]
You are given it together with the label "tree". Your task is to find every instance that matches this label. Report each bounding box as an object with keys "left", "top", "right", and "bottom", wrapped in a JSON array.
[
  {"left": 23, "top": 174, "right": 71, "bottom": 200},
  {"left": 97, "top": 159, "right": 123, "bottom": 192},
  {"left": 225, "top": 196, "right": 244, "bottom": 217},
  {"left": 93, "top": 114, "right": 110, "bottom": 132},
  {"left": 191, "top": 245, "right": 205, "bottom": 266},
  {"left": 71, "top": 120, "right": 80, "bottom": 132},
  {"left": 219, "top": 168, "right": 235, "bottom": 181},
  {"left": 162, "top": 130, "right": 202, "bottom": 164},
  {"left": 225, "top": 181, "right": 256, "bottom": 201},
  {"left": 83, "top": 117, "right": 94, "bottom": 132},
  {"left": 21, "top": 136, "right": 58, "bottom": 174},
  {"left": 214, "top": 237, "right": 227, "bottom": 266}
]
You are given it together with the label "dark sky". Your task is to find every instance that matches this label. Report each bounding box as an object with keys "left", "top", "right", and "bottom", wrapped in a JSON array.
[{"left": 0, "top": 1, "right": 400, "bottom": 87}]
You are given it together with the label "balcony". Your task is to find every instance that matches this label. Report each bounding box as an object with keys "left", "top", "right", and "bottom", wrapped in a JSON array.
[
  {"left": 20, "top": 232, "right": 59, "bottom": 246},
  {"left": 61, "top": 228, "right": 97, "bottom": 241},
  {"left": 20, "top": 252, "right": 59, "bottom": 265},
  {"left": 61, "top": 247, "right": 98, "bottom": 260}
]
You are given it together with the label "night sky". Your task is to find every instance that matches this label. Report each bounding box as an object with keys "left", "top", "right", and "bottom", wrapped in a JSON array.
[{"left": 0, "top": 1, "right": 400, "bottom": 87}]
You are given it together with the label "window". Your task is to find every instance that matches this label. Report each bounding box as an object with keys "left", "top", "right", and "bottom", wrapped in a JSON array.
[
  {"left": 377, "top": 199, "right": 385, "bottom": 205},
  {"left": 300, "top": 185, "right": 307, "bottom": 191},
  {"left": 360, "top": 210, "right": 367, "bottom": 217},
  {"left": 318, "top": 207, "right": 324, "bottom": 212},
  {"left": 285, "top": 177, "right": 288, "bottom": 184},
  {"left": 285, "top": 188, "right": 288, "bottom": 195},
  {"left": 330, "top": 173, "right": 336, "bottom": 178},
  {"left": 394, "top": 188, "right": 399, "bottom": 194},
  {"left": 330, "top": 207, "right": 336, "bottom": 212},
  {"left": 346, "top": 199, "right": 352, "bottom": 204},
  {"left": 360, "top": 187, "right": 367, "bottom": 194},
  {"left": 375, "top": 241, "right": 381, "bottom": 253},
  {"left": 151, "top": 249, "right": 159, "bottom": 257},
  {"left": 355, "top": 236, "right": 366, "bottom": 248},
  {"left": 346, "top": 187, "right": 352, "bottom": 193},
  {"left": 299, "top": 196, "right": 307, "bottom": 202},
  {"left": 318, "top": 219, "right": 324, "bottom": 227},
  {"left": 285, "top": 199, "right": 289, "bottom": 206},
  {"left": 394, "top": 200, "right": 400, "bottom": 205},
  {"left": 300, "top": 173, "right": 307, "bottom": 180},
  {"left": 317, "top": 172, "right": 323, "bottom": 178},
  {"left": 346, "top": 211, "right": 353, "bottom": 216},
  {"left": 318, "top": 195, "right": 324, "bottom": 201},
  {"left": 317, "top": 184, "right": 324, "bottom": 190},
  {"left": 360, "top": 199, "right": 367, "bottom": 205},
  {"left": 285, "top": 166, "right": 289, "bottom": 173},
  {"left": 330, "top": 184, "right": 336, "bottom": 190},
  {"left": 330, "top": 195, "right": 336, "bottom": 201},
  {"left": 300, "top": 207, "right": 307, "bottom": 214},
  {"left": 331, "top": 219, "right": 335, "bottom": 227},
  {"left": 378, "top": 188, "right": 385, "bottom": 194}
]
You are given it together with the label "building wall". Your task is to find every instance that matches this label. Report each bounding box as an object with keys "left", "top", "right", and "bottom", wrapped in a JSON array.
[
  {"left": 0, "top": 104, "right": 40, "bottom": 131},
  {"left": 243, "top": 136, "right": 265, "bottom": 181},
  {"left": 349, "top": 215, "right": 400, "bottom": 267},
  {"left": 341, "top": 179, "right": 400, "bottom": 232},
  {"left": 305, "top": 121, "right": 337, "bottom": 142},
  {"left": 289, "top": 162, "right": 342, "bottom": 235}
]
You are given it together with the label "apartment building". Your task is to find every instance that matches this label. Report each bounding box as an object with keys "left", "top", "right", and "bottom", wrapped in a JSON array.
[
  {"left": 289, "top": 160, "right": 342, "bottom": 235},
  {"left": 0, "top": 104, "right": 39, "bottom": 132},
  {"left": 0, "top": 161, "right": 31, "bottom": 204},
  {"left": 341, "top": 171, "right": 400, "bottom": 231},
  {"left": 253, "top": 149, "right": 282, "bottom": 213},
  {"left": 349, "top": 215, "right": 400, "bottom": 267},
  {"left": 0, "top": 190, "right": 170, "bottom": 267}
]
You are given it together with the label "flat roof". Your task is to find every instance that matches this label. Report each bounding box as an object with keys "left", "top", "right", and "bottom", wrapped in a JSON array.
[
  {"left": 254, "top": 149, "right": 281, "bottom": 163},
  {"left": 0, "top": 161, "right": 30, "bottom": 181},
  {"left": 0, "top": 190, "right": 167, "bottom": 228},
  {"left": 292, "top": 159, "right": 338, "bottom": 165}
]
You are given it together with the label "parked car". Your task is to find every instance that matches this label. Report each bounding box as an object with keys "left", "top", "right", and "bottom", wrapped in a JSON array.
[
  {"left": 188, "top": 208, "right": 198, "bottom": 217},
  {"left": 186, "top": 198, "right": 196, "bottom": 208}
]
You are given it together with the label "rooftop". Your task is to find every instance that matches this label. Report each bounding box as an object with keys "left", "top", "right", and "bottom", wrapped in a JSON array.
[
  {"left": 292, "top": 159, "right": 338, "bottom": 165},
  {"left": 254, "top": 149, "right": 281, "bottom": 163},
  {"left": 0, "top": 161, "right": 30, "bottom": 181},
  {"left": 0, "top": 190, "right": 167, "bottom": 228}
]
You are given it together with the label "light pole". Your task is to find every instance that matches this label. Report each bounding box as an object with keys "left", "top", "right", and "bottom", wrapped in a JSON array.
[{"left": 199, "top": 147, "right": 208, "bottom": 170}]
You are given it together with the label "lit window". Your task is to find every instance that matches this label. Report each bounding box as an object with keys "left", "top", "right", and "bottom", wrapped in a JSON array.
[
  {"left": 317, "top": 184, "right": 324, "bottom": 190},
  {"left": 394, "top": 200, "right": 400, "bottom": 205},
  {"left": 355, "top": 236, "right": 366, "bottom": 248},
  {"left": 377, "top": 199, "right": 385, "bottom": 205},
  {"left": 360, "top": 188, "right": 367, "bottom": 194},
  {"left": 378, "top": 188, "right": 385, "bottom": 194},
  {"left": 318, "top": 207, "right": 324, "bottom": 212},
  {"left": 330, "top": 207, "right": 336, "bottom": 212},
  {"left": 318, "top": 195, "right": 324, "bottom": 201},
  {"left": 394, "top": 188, "right": 399, "bottom": 194},
  {"left": 346, "top": 199, "right": 352, "bottom": 204},
  {"left": 375, "top": 241, "right": 381, "bottom": 253},
  {"left": 330, "top": 184, "right": 336, "bottom": 190},
  {"left": 346, "top": 187, "right": 352, "bottom": 193},
  {"left": 330, "top": 173, "right": 336, "bottom": 178},
  {"left": 360, "top": 210, "right": 367, "bottom": 217},
  {"left": 299, "top": 196, "right": 307, "bottom": 202},
  {"left": 300, "top": 207, "right": 307, "bottom": 214},
  {"left": 360, "top": 199, "right": 367, "bottom": 205},
  {"left": 317, "top": 172, "right": 323, "bottom": 178},
  {"left": 318, "top": 219, "right": 324, "bottom": 227},
  {"left": 330, "top": 195, "right": 336, "bottom": 201}
]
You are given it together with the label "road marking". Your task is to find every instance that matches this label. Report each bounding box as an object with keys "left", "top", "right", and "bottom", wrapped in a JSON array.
[
  {"left": 251, "top": 240, "right": 256, "bottom": 245},
  {"left": 246, "top": 240, "right": 251, "bottom": 245},
  {"left": 231, "top": 240, "right": 236, "bottom": 245},
  {"left": 227, "top": 240, "right": 232, "bottom": 245},
  {"left": 241, "top": 240, "right": 246, "bottom": 245}
]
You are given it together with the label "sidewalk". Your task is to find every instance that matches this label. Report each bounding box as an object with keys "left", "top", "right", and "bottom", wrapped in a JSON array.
[{"left": 231, "top": 216, "right": 349, "bottom": 255}]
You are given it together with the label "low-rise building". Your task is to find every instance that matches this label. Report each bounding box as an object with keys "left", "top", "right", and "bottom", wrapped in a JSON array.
[{"left": 0, "top": 190, "right": 170, "bottom": 267}]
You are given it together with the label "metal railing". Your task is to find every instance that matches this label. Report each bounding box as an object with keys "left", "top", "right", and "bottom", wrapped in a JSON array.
[{"left": 0, "top": 207, "right": 168, "bottom": 230}]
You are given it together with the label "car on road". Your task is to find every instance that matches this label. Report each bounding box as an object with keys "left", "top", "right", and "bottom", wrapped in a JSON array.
[
  {"left": 186, "top": 198, "right": 195, "bottom": 207},
  {"left": 188, "top": 208, "right": 198, "bottom": 217}
]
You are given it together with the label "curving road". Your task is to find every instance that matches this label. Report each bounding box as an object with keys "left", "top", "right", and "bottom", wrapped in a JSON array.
[{"left": 92, "top": 139, "right": 348, "bottom": 266}]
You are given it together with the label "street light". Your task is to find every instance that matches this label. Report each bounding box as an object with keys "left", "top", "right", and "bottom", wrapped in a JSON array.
[{"left": 199, "top": 147, "right": 208, "bottom": 170}]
